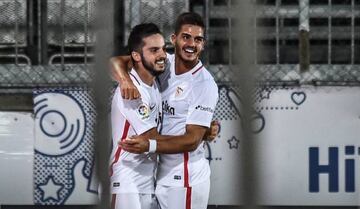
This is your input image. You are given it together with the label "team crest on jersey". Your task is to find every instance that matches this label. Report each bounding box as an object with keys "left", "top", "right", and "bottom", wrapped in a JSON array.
[
  {"left": 175, "top": 86, "right": 184, "bottom": 97},
  {"left": 138, "top": 103, "right": 150, "bottom": 119}
]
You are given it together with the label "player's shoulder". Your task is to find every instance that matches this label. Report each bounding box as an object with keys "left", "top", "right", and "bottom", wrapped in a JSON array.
[{"left": 191, "top": 66, "right": 217, "bottom": 86}]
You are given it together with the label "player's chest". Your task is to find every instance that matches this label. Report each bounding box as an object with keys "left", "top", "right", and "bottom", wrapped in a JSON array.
[{"left": 161, "top": 80, "right": 192, "bottom": 116}]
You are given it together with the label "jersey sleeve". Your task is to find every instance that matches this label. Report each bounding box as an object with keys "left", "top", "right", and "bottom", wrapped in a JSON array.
[
  {"left": 186, "top": 80, "right": 219, "bottom": 128},
  {"left": 115, "top": 91, "right": 157, "bottom": 135}
]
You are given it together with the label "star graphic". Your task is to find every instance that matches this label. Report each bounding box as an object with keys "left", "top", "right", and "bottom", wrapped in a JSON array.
[
  {"left": 227, "top": 136, "right": 240, "bottom": 149},
  {"left": 38, "top": 175, "right": 64, "bottom": 202},
  {"left": 259, "top": 88, "right": 271, "bottom": 100}
]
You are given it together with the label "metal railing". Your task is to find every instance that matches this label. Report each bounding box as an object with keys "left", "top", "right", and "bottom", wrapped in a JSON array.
[{"left": 0, "top": 0, "right": 359, "bottom": 89}]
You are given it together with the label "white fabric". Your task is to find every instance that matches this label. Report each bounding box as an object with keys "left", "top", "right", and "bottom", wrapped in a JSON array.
[
  {"left": 157, "top": 53, "right": 219, "bottom": 187},
  {"left": 110, "top": 69, "right": 162, "bottom": 194},
  {"left": 111, "top": 193, "right": 159, "bottom": 209},
  {"left": 155, "top": 179, "right": 210, "bottom": 209}
]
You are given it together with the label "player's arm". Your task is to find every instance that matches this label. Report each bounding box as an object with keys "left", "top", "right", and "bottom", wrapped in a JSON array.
[
  {"left": 156, "top": 124, "right": 207, "bottom": 153},
  {"left": 120, "top": 124, "right": 207, "bottom": 154},
  {"left": 109, "top": 56, "right": 140, "bottom": 99}
]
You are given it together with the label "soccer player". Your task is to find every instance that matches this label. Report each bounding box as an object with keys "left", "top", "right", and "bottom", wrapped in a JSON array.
[
  {"left": 110, "top": 23, "right": 165, "bottom": 209},
  {"left": 111, "top": 12, "right": 219, "bottom": 209}
]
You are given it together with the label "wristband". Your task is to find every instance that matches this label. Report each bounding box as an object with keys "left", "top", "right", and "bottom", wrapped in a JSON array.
[{"left": 148, "top": 139, "right": 157, "bottom": 153}]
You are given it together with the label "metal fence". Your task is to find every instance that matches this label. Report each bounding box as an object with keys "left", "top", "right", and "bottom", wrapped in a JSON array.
[
  {"left": 205, "top": 0, "right": 360, "bottom": 85},
  {"left": 0, "top": 0, "right": 359, "bottom": 89}
]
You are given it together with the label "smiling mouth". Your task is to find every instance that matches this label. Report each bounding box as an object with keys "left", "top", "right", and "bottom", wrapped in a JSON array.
[
  {"left": 155, "top": 59, "right": 165, "bottom": 65},
  {"left": 183, "top": 47, "right": 196, "bottom": 54}
]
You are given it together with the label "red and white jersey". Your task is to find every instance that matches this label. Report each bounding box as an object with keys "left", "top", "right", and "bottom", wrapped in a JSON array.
[
  {"left": 156, "top": 53, "right": 219, "bottom": 187},
  {"left": 110, "top": 69, "right": 162, "bottom": 194}
]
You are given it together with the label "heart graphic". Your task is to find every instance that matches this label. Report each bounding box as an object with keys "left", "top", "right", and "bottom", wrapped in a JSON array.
[{"left": 291, "top": 92, "right": 306, "bottom": 105}]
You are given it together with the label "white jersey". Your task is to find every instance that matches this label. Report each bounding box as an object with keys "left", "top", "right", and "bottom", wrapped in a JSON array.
[
  {"left": 110, "top": 69, "right": 162, "bottom": 194},
  {"left": 156, "top": 53, "right": 219, "bottom": 187}
]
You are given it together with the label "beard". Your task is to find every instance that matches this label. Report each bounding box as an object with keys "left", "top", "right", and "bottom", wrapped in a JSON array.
[{"left": 140, "top": 53, "right": 165, "bottom": 77}]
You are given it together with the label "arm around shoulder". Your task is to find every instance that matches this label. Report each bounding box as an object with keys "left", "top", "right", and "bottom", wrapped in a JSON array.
[{"left": 109, "top": 56, "right": 140, "bottom": 99}]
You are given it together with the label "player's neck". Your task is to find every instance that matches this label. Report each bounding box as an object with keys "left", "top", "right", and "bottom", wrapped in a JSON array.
[
  {"left": 135, "top": 65, "right": 154, "bottom": 86},
  {"left": 174, "top": 56, "right": 199, "bottom": 75}
]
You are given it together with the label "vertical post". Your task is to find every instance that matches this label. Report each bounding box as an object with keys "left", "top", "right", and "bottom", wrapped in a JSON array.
[
  {"left": 130, "top": 0, "right": 140, "bottom": 28},
  {"left": 60, "top": 0, "right": 65, "bottom": 68},
  {"left": 328, "top": 0, "right": 332, "bottom": 65},
  {"left": 299, "top": 0, "right": 310, "bottom": 72},
  {"left": 254, "top": 0, "right": 257, "bottom": 65},
  {"left": 84, "top": 0, "right": 88, "bottom": 65},
  {"left": 113, "top": 0, "right": 126, "bottom": 56},
  {"left": 275, "top": 0, "right": 280, "bottom": 65},
  {"left": 351, "top": 0, "right": 354, "bottom": 65},
  {"left": 94, "top": 0, "right": 114, "bottom": 208},
  {"left": 236, "top": 0, "right": 258, "bottom": 209},
  {"left": 159, "top": 0, "right": 163, "bottom": 33},
  {"left": 14, "top": 0, "right": 19, "bottom": 65},
  {"left": 27, "top": 0, "right": 37, "bottom": 64},
  {"left": 40, "top": 0, "right": 48, "bottom": 64},
  {"left": 203, "top": 0, "right": 210, "bottom": 65},
  {"left": 228, "top": 0, "right": 232, "bottom": 66}
]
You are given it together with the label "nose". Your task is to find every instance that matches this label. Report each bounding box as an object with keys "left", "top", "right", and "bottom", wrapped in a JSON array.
[
  {"left": 186, "top": 37, "right": 195, "bottom": 46},
  {"left": 159, "top": 47, "right": 166, "bottom": 57}
]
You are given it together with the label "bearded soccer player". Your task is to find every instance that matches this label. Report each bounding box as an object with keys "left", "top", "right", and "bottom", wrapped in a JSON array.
[
  {"left": 110, "top": 23, "right": 165, "bottom": 209},
  {"left": 111, "top": 12, "right": 219, "bottom": 209}
]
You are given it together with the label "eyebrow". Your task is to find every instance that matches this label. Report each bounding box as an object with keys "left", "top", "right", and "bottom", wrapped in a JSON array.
[
  {"left": 147, "top": 44, "right": 166, "bottom": 50},
  {"left": 181, "top": 32, "right": 204, "bottom": 39}
]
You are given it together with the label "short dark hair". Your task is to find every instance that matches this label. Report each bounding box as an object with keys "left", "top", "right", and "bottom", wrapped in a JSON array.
[
  {"left": 127, "top": 23, "right": 161, "bottom": 54},
  {"left": 174, "top": 12, "right": 205, "bottom": 35}
]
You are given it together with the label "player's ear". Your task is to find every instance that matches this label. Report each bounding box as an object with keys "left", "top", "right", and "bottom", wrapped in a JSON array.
[
  {"left": 131, "top": 51, "right": 141, "bottom": 62},
  {"left": 200, "top": 39, "right": 206, "bottom": 51},
  {"left": 170, "top": 34, "right": 176, "bottom": 46}
]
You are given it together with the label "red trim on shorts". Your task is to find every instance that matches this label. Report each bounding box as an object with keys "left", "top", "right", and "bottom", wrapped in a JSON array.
[
  {"left": 111, "top": 194, "right": 117, "bottom": 209},
  {"left": 191, "top": 65, "right": 203, "bottom": 75},
  {"left": 109, "top": 120, "right": 130, "bottom": 176},
  {"left": 184, "top": 152, "right": 190, "bottom": 187},
  {"left": 186, "top": 187, "right": 192, "bottom": 209}
]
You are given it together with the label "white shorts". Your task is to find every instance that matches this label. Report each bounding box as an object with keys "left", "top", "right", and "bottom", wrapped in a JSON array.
[
  {"left": 155, "top": 179, "right": 210, "bottom": 209},
  {"left": 111, "top": 193, "right": 159, "bottom": 209}
]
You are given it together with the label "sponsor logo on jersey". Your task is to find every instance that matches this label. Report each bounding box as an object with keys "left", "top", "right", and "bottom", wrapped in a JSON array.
[
  {"left": 150, "top": 104, "right": 156, "bottom": 111},
  {"left": 113, "top": 182, "right": 120, "bottom": 187},
  {"left": 195, "top": 105, "right": 214, "bottom": 113},
  {"left": 138, "top": 103, "right": 150, "bottom": 119},
  {"left": 162, "top": 100, "right": 175, "bottom": 115},
  {"left": 174, "top": 175, "right": 181, "bottom": 180}
]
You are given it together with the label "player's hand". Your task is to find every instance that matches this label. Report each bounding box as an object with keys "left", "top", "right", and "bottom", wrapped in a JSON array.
[
  {"left": 203, "top": 120, "right": 219, "bottom": 142},
  {"left": 119, "top": 135, "right": 149, "bottom": 154},
  {"left": 120, "top": 80, "right": 140, "bottom": 100}
]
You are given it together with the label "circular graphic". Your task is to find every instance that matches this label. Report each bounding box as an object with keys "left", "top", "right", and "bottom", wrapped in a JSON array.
[
  {"left": 251, "top": 112, "right": 265, "bottom": 134},
  {"left": 40, "top": 110, "right": 67, "bottom": 137},
  {"left": 138, "top": 103, "right": 149, "bottom": 119},
  {"left": 34, "top": 92, "right": 86, "bottom": 156}
]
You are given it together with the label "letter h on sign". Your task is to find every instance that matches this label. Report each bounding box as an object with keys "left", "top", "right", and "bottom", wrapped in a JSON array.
[{"left": 309, "top": 147, "right": 339, "bottom": 192}]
